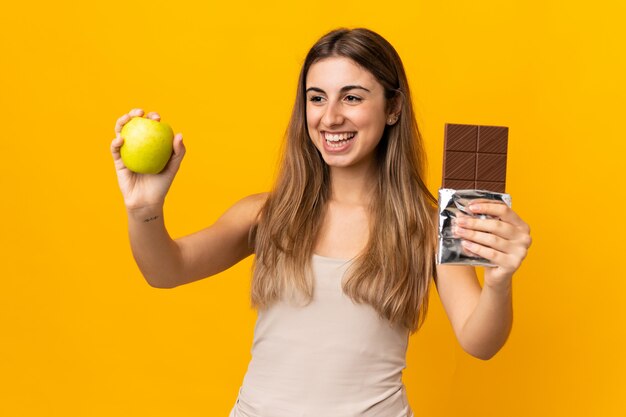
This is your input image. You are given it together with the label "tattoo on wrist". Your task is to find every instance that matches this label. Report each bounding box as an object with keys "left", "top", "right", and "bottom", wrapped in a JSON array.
[{"left": 143, "top": 215, "right": 159, "bottom": 223}]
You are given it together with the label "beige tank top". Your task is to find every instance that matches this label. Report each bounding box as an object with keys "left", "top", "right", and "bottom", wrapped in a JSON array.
[{"left": 230, "top": 254, "right": 413, "bottom": 417}]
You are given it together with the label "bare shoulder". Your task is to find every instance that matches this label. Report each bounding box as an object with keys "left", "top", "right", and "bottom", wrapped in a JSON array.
[
  {"left": 212, "top": 191, "right": 270, "bottom": 254},
  {"left": 221, "top": 192, "right": 269, "bottom": 225},
  {"left": 172, "top": 192, "right": 270, "bottom": 287},
  {"left": 243, "top": 191, "right": 270, "bottom": 211}
]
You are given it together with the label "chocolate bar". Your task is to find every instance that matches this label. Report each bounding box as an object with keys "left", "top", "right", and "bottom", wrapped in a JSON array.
[
  {"left": 442, "top": 123, "right": 509, "bottom": 193},
  {"left": 437, "top": 123, "right": 511, "bottom": 266}
]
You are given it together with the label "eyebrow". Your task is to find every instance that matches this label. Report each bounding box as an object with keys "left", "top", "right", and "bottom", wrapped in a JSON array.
[{"left": 305, "top": 85, "right": 371, "bottom": 94}]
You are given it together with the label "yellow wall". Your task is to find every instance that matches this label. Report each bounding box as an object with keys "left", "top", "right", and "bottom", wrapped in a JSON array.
[{"left": 1, "top": 1, "right": 624, "bottom": 415}]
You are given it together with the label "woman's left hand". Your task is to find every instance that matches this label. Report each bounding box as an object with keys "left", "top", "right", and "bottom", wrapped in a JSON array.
[{"left": 452, "top": 201, "right": 532, "bottom": 290}]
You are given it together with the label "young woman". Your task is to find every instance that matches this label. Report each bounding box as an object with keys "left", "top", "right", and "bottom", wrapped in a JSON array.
[{"left": 110, "top": 28, "right": 531, "bottom": 417}]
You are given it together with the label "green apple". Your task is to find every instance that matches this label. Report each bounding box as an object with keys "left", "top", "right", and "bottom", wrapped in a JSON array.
[{"left": 120, "top": 117, "right": 174, "bottom": 174}]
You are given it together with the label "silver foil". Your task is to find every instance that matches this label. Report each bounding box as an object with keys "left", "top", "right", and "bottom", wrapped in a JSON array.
[{"left": 437, "top": 188, "right": 512, "bottom": 267}]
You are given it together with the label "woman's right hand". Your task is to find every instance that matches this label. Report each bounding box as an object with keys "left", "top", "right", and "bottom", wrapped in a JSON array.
[{"left": 110, "top": 108, "right": 186, "bottom": 211}]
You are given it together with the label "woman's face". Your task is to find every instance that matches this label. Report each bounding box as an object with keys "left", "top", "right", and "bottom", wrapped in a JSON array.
[{"left": 305, "top": 56, "right": 390, "bottom": 171}]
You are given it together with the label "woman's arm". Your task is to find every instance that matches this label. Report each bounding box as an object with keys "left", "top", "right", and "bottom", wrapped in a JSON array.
[
  {"left": 127, "top": 193, "right": 267, "bottom": 289},
  {"left": 434, "top": 202, "right": 531, "bottom": 360},
  {"left": 111, "top": 108, "right": 269, "bottom": 289},
  {"left": 435, "top": 264, "right": 513, "bottom": 360}
]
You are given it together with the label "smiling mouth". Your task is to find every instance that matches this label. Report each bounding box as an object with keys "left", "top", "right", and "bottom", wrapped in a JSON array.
[{"left": 323, "top": 131, "right": 356, "bottom": 148}]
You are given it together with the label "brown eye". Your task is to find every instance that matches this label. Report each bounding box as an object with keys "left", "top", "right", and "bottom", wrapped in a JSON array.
[{"left": 345, "top": 95, "right": 362, "bottom": 102}]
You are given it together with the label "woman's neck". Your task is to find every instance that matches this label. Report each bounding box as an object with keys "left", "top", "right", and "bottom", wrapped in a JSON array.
[{"left": 328, "top": 160, "right": 377, "bottom": 206}]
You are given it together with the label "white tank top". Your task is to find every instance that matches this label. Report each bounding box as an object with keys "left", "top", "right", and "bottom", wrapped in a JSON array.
[{"left": 230, "top": 254, "right": 413, "bottom": 417}]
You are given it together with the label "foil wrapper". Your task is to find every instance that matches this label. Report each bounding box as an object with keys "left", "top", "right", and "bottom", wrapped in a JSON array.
[{"left": 437, "top": 188, "right": 512, "bottom": 267}]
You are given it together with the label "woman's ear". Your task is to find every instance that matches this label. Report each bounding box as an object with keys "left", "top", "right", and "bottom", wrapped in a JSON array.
[{"left": 386, "top": 91, "right": 404, "bottom": 125}]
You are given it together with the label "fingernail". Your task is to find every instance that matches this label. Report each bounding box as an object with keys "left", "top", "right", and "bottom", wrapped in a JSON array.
[{"left": 462, "top": 240, "right": 475, "bottom": 250}]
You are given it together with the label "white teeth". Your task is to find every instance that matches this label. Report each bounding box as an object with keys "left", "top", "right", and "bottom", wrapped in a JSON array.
[
  {"left": 324, "top": 132, "right": 356, "bottom": 141},
  {"left": 327, "top": 140, "right": 349, "bottom": 148}
]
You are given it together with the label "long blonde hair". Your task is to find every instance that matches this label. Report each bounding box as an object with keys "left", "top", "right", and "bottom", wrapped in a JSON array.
[{"left": 250, "top": 28, "right": 438, "bottom": 333}]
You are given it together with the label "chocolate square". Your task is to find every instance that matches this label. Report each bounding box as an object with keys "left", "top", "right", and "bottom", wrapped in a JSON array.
[
  {"left": 444, "top": 151, "right": 476, "bottom": 180},
  {"left": 442, "top": 123, "right": 509, "bottom": 192},
  {"left": 445, "top": 124, "right": 478, "bottom": 152}
]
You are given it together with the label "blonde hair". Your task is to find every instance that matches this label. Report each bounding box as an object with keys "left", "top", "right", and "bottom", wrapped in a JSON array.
[{"left": 250, "top": 28, "right": 438, "bottom": 333}]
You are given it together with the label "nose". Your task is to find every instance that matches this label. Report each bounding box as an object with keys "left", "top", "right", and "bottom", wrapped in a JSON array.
[{"left": 321, "top": 100, "right": 344, "bottom": 127}]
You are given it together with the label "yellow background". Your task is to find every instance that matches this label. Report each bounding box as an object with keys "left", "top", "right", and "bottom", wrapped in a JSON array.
[{"left": 1, "top": 0, "right": 624, "bottom": 415}]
